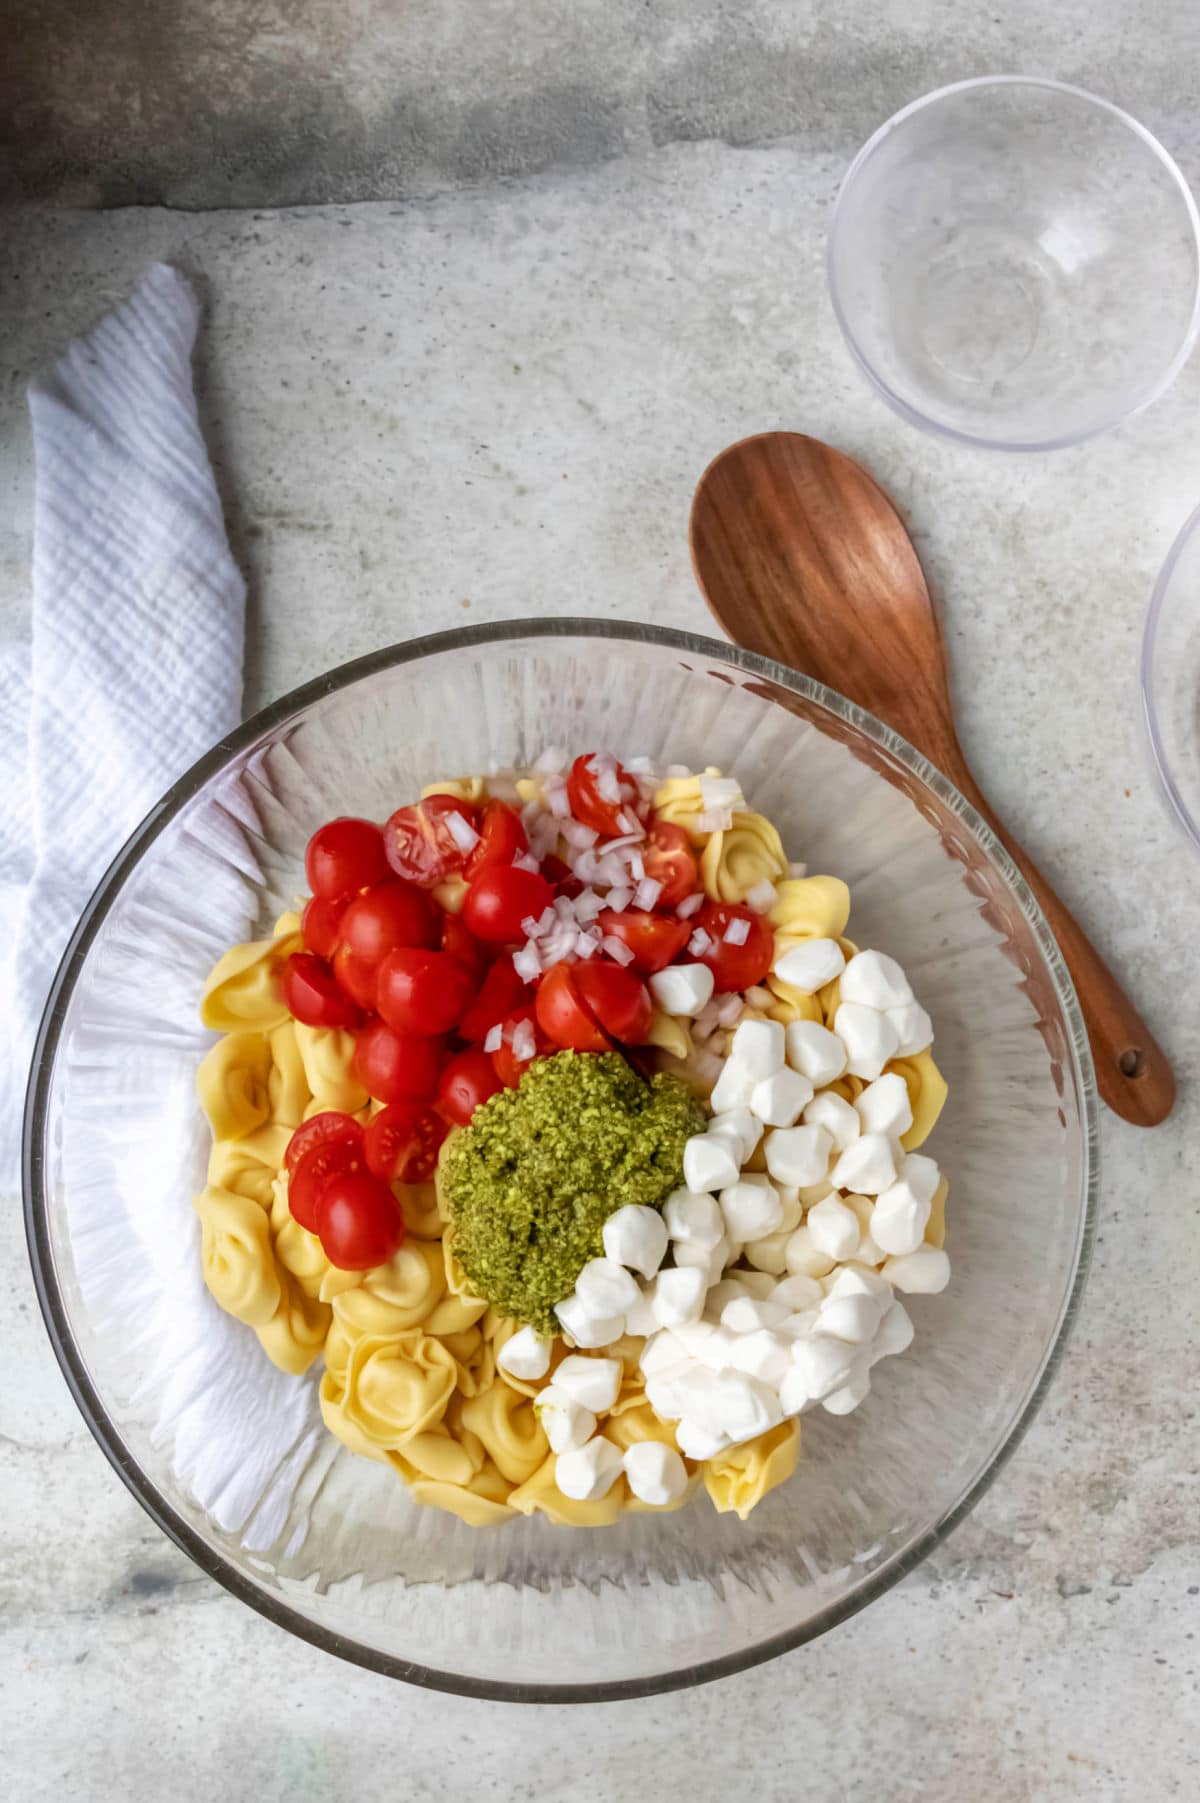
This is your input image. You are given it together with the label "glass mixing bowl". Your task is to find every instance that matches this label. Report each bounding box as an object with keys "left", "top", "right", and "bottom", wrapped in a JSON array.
[
  {"left": 1142, "top": 501, "right": 1200, "bottom": 855},
  {"left": 24, "top": 622, "right": 1097, "bottom": 1700},
  {"left": 828, "top": 77, "right": 1200, "bottom": 451}
]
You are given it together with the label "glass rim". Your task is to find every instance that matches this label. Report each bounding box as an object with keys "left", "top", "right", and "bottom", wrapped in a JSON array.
[
  {"left": 1141, "top": 498, "right": 1200, "bottom": 854},
  {"left": 826, "top": 73, "right": 1200, "bottom": 454},
  {"left": 22, "top": 616, "right": 1100, "bottom": 1702}
]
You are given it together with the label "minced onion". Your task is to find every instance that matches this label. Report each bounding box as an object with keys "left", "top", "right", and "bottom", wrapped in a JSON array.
[
  {"left": 602, "top": 935, "right": 636, "bottom": 966},
  {"left": 688, "top": 928, "right": 714, "bottom": 957},
  {"left": 745, "top": 879, "right": 778, "bottom": 913},
  {"left": 445, "top": 811, "right": 480, "bottom": 852},
  {"left": 723, "top": 917, "right": 751, "bottom": 946},
  {"left": 483, "top": 1023, "right": 504, "bottom": 1054},
  {"left": 676, "top": 892, "right": 704, "bottom": 919},
  {"left": 633, "top": 877, "right": 662, "bottom": 910}
]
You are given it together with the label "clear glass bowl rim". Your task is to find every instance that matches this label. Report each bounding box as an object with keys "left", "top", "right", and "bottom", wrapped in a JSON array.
[
  {"left": 22, "top": 617, "right": 1100, "bottom": 1703},
  {"left": 1141, "top": 498, "right": 1200, "bottom": 854},
  {"left": 826, "top": 73, "right": 1200, "bottom": 453}
]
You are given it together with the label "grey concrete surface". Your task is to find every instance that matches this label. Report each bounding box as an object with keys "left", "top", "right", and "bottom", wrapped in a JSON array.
[
  {"left": 4, "top": 0, "right": 1200, "bottom": 208},
  {"left": 3, "top": 11, "right": 1200, "bottom": 1801}
]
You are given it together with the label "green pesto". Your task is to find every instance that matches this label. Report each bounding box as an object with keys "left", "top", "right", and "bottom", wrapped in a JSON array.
[{"left": 441, "top": 1050, "right": 705, "bottom": 1333}]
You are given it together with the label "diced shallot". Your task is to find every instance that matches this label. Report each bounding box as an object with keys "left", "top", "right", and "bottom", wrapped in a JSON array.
[
  {"left": 606, "top": 884, "right": 633, "bottom": 914},
  {"left": 745, "top": 879, "right": 778, "bottom": 913},
  {"left": 723, "top": 916, "right": 751, "bottom": 946},
  {"left": 689, "top": 928, "right": 714, "bottom": 957},
  {"left": 511, "top": 1020, "right": 537, "bottom": 1062},
  {"left": 445, "top": 811, "right": 481, "bottom": 853},
  {"left": 546, "top": 781, "right": 572, "bottom": 818},
  {"left": 716, "top": 993, "right": 744, "bottom": 1027},
  {"left": 574, "top": 889, "right": 604, "bottom": 923},
  {"left": 699, "top": 775, "right": 745, "bottom": 812},
  {"left": 628, "top": 851, "right": 645, "bottom": 881},
  {"left": 533, "top": 746, "right": 569, "bottom": 774},
  {"left": 561, "top": 820, "right": 599, "bottom": 850},
  {"left": 588, "top": 754, "right": 623, "bottom": 805},
  {"left": 694, "top": 809, "right": 734, "bottom": 834},
  {"left": 512, "top": 851, "right": 541, "bottom": 874},
  {"left": 788, "top": 860, "right": 808, "bottom": 878},
  {"left": 666, "top": 763, "right": 692, "bottom": 778},
  {"left": 574, "top": 930, "right": 600, "bottom": 959},
  {"left": 676, "top": 892, "right": 705, "bottom": 919},
  {"left": 633, "top": 877, "right": 663, "bottom": 911},
  {"left": 602, "top": 935, "right": 637, "bottom": 966},
  {"left": 483, "top": 1023, "right": 504, "bottom": 1054},
  {"left": 513, "top": 943, "right": 543, "bottom": 982}
]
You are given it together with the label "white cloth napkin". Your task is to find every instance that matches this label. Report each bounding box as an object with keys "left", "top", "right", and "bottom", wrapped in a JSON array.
[{"left": 0, "top": 264, "right": 246, "bottom": 1187}]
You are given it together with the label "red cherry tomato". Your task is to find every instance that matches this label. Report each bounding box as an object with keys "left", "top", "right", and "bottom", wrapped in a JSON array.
[
  {"left": 363, "top": 1102, "right": 448, "bottom": 1183},
  {"left": 376, "top": 947, "right": 478, "bottom": 1036},
  {"left": 492, "top": 1004, "right": 553, "bottom": 1087},
  {"left": 458, "top": 959, "right": 531, "bottom": 1043},
  {"left": 316, "top": 1169, "right": 404, "bottom": 1270},
  {"left": 383, "top": 795, "right": 481, "bottom": 887},
  {"left": 441, "top": 912, "right": 488, "bottom": 980},
  {"left": 339, "top": 881, "right": 438, "bottom": 965},
  {"left": 305, "top": 817, "right": 388, "bottom": 900},
  {"left": 566, "top": 754, "right": 639, "bottom": 837},
  {"left": 643, "top": 821, "right": 699, "bottom": 909},
  {"left": 332, "top": 943, "right": 379, "bottom": 1011},
  {"left": 462, "top": 866, "right": 553, "bottom": 944},
  {"left": 289, "top": 1135, "right": 365, "bottom": 1232},
  {"left": 301, "top": 893, "right": 349, "bottom": 959},
  {"left": 436, "top": 1049, "right": 505, "bottom": 1125},
  {"left": 595, "top": 908, "right": 690, "bottom": 974},
  {"left": 284, "top": 1111, "right": 363, "bottom": 1176},
  {"left": 574, "top": 961, "right": 653, "bottom": 1044},
  {"left": 281, "top": 953, "right": 362, "bottom": 1029},
  {"left": 535, "top": 963, "right": 610, "bottom": 1053},
  {"left": 694, "top": 902, "right": 775, "bottom": 992},
  {"left": 353, "top": 1019, "right": 446, "bottom": 1103},
  {"left": 465, "top": 801, "right": 528, "bottom": 879}
]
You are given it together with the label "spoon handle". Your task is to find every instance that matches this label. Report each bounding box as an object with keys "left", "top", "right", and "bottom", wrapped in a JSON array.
[{"left": 937, "top": 739, "right": 1175, "bottom": 1127}]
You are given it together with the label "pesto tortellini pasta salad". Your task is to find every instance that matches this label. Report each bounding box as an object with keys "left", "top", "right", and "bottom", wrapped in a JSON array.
[{"left": 195, "top": 751, "right": 950, "bottom": 1527}]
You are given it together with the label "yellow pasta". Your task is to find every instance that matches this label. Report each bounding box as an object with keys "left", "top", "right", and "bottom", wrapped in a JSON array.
[
  {"left": 194, "top": 1184, "right": 280, "bottom": 1326},
  {"left": 704, "top": 1421, "right": 800, "bottom": 1519},
  {"left": 340, "top": 1331, "right": 458, "bottom": 1450},
  {"left": 207, "top": 1123, "right": 292, "bottom": 1206},
  {"left": 701, "top": 811, "right": 787, "bottom": 903},
  {"left": 267, "top": 1020, "right": 311, "bottom": 1128},
  {"left": 196, "top": 1032, "right": 273, "bottom": 1141},
  {"left": 651, "top": 769, "right": 722, "bottom": 842},
  {"left": 200, "top": 929, "right": 300, "bottom": 1032},
  {"left": 893, "top": 1049, "right": 948, "bottom": 1149},
  {"left": 292, "top": 1022, "right": 370, "bottom": 1113},
  {"left": 256, "top": 1274, "right": 331, "bottom": 1376},
  {"left": 421, "top": 776, "right": 487, "bottom": 803},
  {"left": 645, "top": 1008, "right": 693, "bottom": 1060},
  {"left": 770, "top": 875, "right": 852, "bottom": 948},
  {"left": 460, "top": 1381, "right": 549, "bottom": 1485},
  {"left": 508, "top": 1453, "right": 627, "bottom": 1527},
  {"left": 333, "top": 1239, "right": 446, "bottom": 1337},
  {"left": 926, "top": 1174, "right": 949, "bottom": 1248}
]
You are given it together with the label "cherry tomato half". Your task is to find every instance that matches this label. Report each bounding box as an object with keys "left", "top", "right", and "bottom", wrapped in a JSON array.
[
  {"left": 694, "top": 902, "right": 775, "bottom": 992},
  {"left": 376, "top": 947, "right": 478, "bottom": 1036},
  {"left": 316, "top": 1169, "right": 404, "bottom": 1270},
  {"left": 458, "top": 959, "right": 531, "bottom": 1043},
  {"left": 305, "top": 817, "right": 388, "bottom": 900},
  {"left": 281, "top": 953, "right": 362, "bottom": 1029},
  {"left": 383, "top": 795, "right": 481, "bottom": 887},
  {"left": 642, "top": 821, "right": 699, "bottom": 910},
  {"left": 353, "top": 1019, "right": 446, "bottom": 1104},
  {"left": 332, "top": 943, "right": 380, "bottom": 1011},
  {"left": 339, "top": 881, "right": 438, "bottom": 965},
  {"left": 436, "top": 1049, "right": 505, "bottom": 1125},
  {"left": 536, "top": 963, "right": 610, "bottom": 1053},
  {"left": 284, "top": 1111, "right": 363, "bottom": 1176},
  {"left": 301, "top": 893, "right": 349, "bottom": 960},
  {"left": 441, "top": 912, "right": 488, "bottom": 980},
  {"left": 462, "top": 865, "right": 553, "bottom": 945},
  {"left": 596, "top": 908, "right": 690, "bottom": 974},
  {"left": 289, "top": 1135, "right": 365, "bottom": 1232},
  {"left": 465, "top": 800, "right": 528, "bottom": 879},
  {"left": 363, "top": 1102, "right": 448, "bottom": 1183},
  {"left": 574, "top": 961, "right": 653, "bottom": 1044},
  {"left": 566, "top": 753, "right": 640, "bottom": 837},
  {"left": 492, "top": 1004, "right": 553, "bottom": 1087}
]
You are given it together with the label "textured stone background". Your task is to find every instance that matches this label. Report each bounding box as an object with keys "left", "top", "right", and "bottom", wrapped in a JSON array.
[{"left": 2, "top": 4, "right": 1199, "bottom": 1800}]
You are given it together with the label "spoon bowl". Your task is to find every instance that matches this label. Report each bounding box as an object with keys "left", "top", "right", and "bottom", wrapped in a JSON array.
[{"left": 690, "top": 430, "right": 1173, "bottom": 1126}]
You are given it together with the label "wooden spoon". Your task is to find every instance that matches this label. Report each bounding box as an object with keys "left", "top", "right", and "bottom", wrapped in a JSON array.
[{"left": 690, "top": 429, "right": 1174, "bottom": 1127}]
